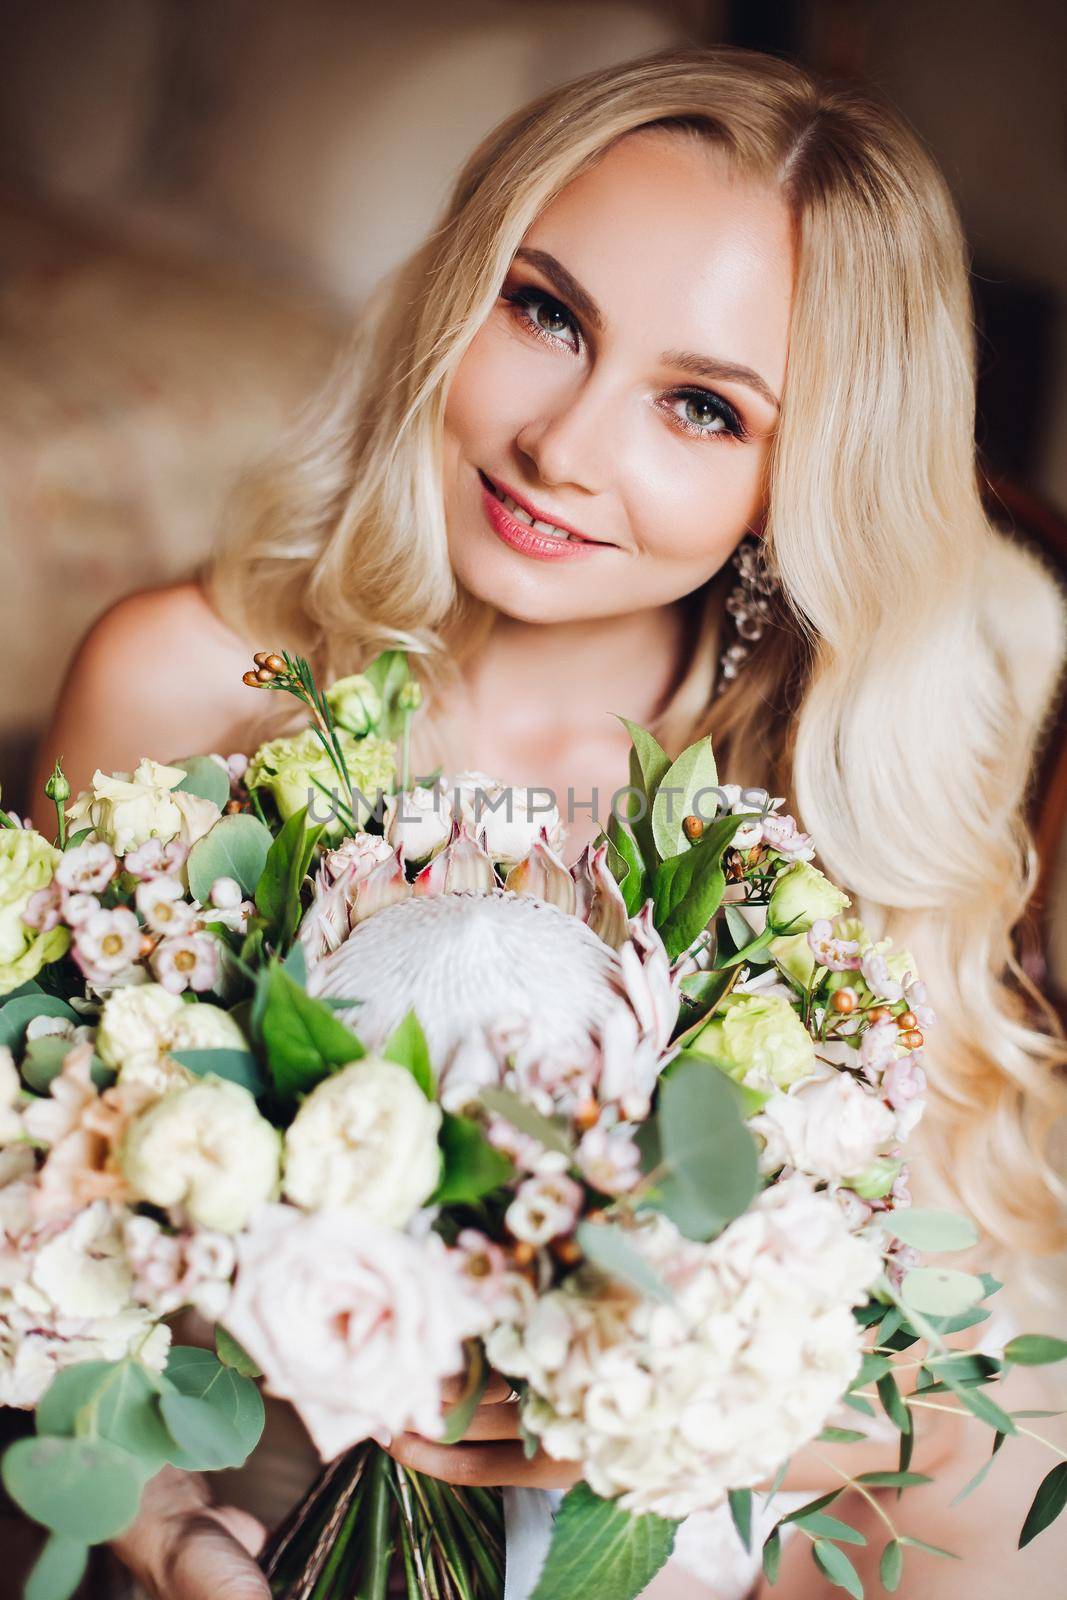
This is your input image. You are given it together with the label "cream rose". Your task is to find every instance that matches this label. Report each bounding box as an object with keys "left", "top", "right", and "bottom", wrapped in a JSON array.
[
  {"left": 96, "top": 983, "right": 247, "bottom": 1088},
  {"left": 120, "top": 1079, "right": 281, "bottom": 1232},
  {"left": 221, "top": 1205, "right": 484, "bottom": 1458},
  {"left": 751, "top": 1070, "right": 898, "bottom": 1183},
  {"left": 282, "top": 1058, "right": 442, "bottom": 1224},
  {"left": 65, "top": 758, "right": 221, "bottom": 856}
]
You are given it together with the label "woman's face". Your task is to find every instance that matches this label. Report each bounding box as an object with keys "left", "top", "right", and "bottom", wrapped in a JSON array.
[{"left": 442, "top": 128, "right": 794, "bottom": 624}]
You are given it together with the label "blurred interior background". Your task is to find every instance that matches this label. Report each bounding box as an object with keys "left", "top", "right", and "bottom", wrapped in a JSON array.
[{"left": 1, "top": 0, "right": 1065, "bottom": 1005}]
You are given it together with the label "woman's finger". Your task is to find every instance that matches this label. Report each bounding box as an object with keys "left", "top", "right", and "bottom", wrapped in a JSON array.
[
  {"left": 452, "top": 1402, "right": 522, "bottom": 1442},
  {"left": 161, "top": 1509, "right": 272, "bottom": 1600},
  {"left": 440, "top": 1367, "right": 516, "bottom": 1407},
  {"left": 384, "top": 1433, "right": 583, "bottom": 1491}
]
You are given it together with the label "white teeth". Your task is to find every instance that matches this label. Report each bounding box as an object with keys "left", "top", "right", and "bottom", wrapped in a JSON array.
[{"left": 495, "top": 484, "right": 572, "bottom": 540}]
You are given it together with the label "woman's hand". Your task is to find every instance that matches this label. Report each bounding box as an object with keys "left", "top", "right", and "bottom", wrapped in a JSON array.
[
  {"left": 381, "top": 1367, "right": 583, "bottom": 1491},
  {"left": 110, "top": 1465, "right": 271, "bottom": 1600}
]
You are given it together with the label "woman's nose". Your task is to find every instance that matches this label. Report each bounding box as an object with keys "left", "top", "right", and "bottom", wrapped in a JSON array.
[{"left": 515, "top": 377, "right": 614, "bottom": 495}]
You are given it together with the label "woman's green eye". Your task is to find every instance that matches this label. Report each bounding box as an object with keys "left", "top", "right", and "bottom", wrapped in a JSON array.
[{"left": 684, "top": 395, "right": 722, "bottom": 429}]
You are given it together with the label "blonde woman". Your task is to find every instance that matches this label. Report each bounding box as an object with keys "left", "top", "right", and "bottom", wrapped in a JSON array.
[{"left": 31, "top": 44, "right": 1067, "bottom": 1600}]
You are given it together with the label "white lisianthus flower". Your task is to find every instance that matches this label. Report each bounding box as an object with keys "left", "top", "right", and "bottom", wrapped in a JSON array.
[
  {"left": 65, "top": 758, "right": 221, "bottom": 856},
  {"left": 751, "top": 1071, "right": 898, "bottom": 1183},
  {"left": 487, "top": 1177, "right": 880, "bottom": 1519},
  {"left": 282, "top": 1058, "right": 441, "bottom": 1224},
  {"left": 384, "top": 784, "right": 454, "bottom": 864},
  {"left": 120, "top": 1079, "right": 281, "bottom": 1232},
  {"left": 221, "top": 1205, "right": 486, "bottom": 1459}
]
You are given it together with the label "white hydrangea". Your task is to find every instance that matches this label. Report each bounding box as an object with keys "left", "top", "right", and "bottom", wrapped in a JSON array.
[
  {"left": 282, "top": 1058, "right": 441, "bottom": 1225},
  {"left": 486, "top": 1177, "right": 880, "bottom": 1518}
]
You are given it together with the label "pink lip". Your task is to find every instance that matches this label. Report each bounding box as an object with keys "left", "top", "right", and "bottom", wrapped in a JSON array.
[{"left": 478, "top": 472, "right": 608, "bottom": 563}]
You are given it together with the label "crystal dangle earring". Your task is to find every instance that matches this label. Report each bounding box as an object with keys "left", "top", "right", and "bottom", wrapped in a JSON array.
[{"left": 714, "top": 528, "right": 780, "bottom": 697}]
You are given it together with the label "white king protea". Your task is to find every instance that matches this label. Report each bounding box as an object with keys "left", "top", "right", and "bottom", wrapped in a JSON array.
[{"left": 303, "top": 813, "right": 682, "bottom": 1119}]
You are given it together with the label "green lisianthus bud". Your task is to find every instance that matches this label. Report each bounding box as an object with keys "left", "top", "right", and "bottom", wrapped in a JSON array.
[
  {"left": 767, "top": 860, "right": 850, "bottom": 935},
  {"left": 688, "top": 991, "right": 816, "bottom": 1093},
  {"left": 849, "top": 1156, "right": 902, "bottom": 1200},
  {"left": 325, "top": 674, "right": 382, "bottom": 736},
  {"left": 44, "top": 763, "right": 71, "bottom": 806},
  {"left": 397, "top": 679, "right": 423, "bottom": 713}
]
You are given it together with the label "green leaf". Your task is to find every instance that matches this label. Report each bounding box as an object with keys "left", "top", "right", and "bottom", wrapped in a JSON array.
[
  {"left": 761, "top": 1528, "right": 781, "bottom": 1584},
  {"left": 439, "top": 1343, "right": 489, "bottom": 1445},
  {"left": 811, "top": 1537, "right": 863, "bottom": 1599},
  {"left": 159, "top": 1393, "right": 249, "bottom": 1470},
  {"left": 605, "top": 815, "right": 647, "bottom": 917},
  {"left": 793, "top": 1512, "right": 866, "bottom": 1545},
  {"left": 724, "top": 904, "right": 773, "bottom": 966},
  {"left": 818, "top": 1427, "right": 868, "bottom": 1445},
  {"left": 20, "top": 1036, "right": 110, "bottom": 1094},
  {"left": 36, "top": 1359, "right": 174, "bottom": 1476},
  {"left": 939, "top": 1368, "right": 1016, "bottom": 1435},
  {"left": 172, "top": 754, "right": 232, "bottom": 811},
  {"left": 187, "top": 812, "right": 274, "bottom": 903},
  {"left": 528, "top": 1481, "right": 677, "bottom": 1600},
  {"left": 854, "top": 1471, "right": 932, "bottom": 1488},
  {"left": 255, "top": 807, "right": 326, "bottom": 948},
  {"left": 433, "top": 1113, "right": 513, "bottom": 1205},
  {"left": 900, "top": 1267, "right": 986, "bottom": 1317},
  {"left": 615, "top": 720, "right": 670, "bottom": 868},
  {"left": 651, "top": 814, "right": 761, "bottom": 963},
  {"left": 879, "top": 1539, "right": 903, "bottom": 1592},
  {"left": 886, "top": 1208, "right": 979, "bottom": 1253},
  {"left": 897, "top": 1535, "right": 959, "bottom": 1559},
  {"left": 24, "top": 1532, "right": 89, "bottom": 1600},
  {"left": 841, "top": 1392, "right": 876, "bottom": 1417},
  {"left": 642, "top": 1055, "right": 758, "bottom": 1241},
  {"left": 778, "top": 1491, "right": 845, "bottom": 1525},
  {"left": 727, "top": 1489, "right": 752, "bottom": 1552},
  {"left": 0, "top": 995, "right": 80, "bottom": 1054},
  {"left": 1019, "top": 1462, "right": 1067, "bottom": 1548},
  {"left": 381, "top": 1008, "right": 434, "bottom": 1097},
  {"left": 950, "top": 1431, "right": 1005, "bottom": 1505},
  {"left": 576, "top": 1221, "right": 673, "bottom": 1304},
  {"left": 261, "top": 961, "right": 365, "bottom": 1104},
  {"left": 163, "top": 1346, "right": 264, "bottom": 1464},
  {"left": 169, "top": 1047, "right": 266, "bottom": 1096},
  {"left": 215, "top": 1326, "right": 262, "bottom": 1379},
  {"left": 876, "top": 1373, "right": 912, "bottom": 1434},
  {"left": 2, "top": 1435, "right": 144, "bottom": 1542},
  {"left": 650, "top": 737, "right": 719, "bottom": 861},
  {"left": 1003, "top": 1334, "right": 1067, "bottom": 1366},
  {"left": 479, "top": 1086, "right": 573, "bottom": 1157},
  {"left": 362, "top": 650, "right": 411, "bottom": 739}
]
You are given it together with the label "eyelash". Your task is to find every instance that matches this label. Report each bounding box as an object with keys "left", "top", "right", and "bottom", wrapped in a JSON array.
[{"left": 501, "top": 285, "right": 749, "bottom": 444}]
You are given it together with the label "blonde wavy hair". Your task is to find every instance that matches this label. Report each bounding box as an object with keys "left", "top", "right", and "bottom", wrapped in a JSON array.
[{"left": 202, "top": 46, "right": 1067, "bottom": 1274}]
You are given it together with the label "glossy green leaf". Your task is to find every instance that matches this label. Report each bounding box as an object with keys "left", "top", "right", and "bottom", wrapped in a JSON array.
[
  {"left": 1019, "top": 1463, "right": 1067, "bottom": 1548},
  {"left": 727, "top": 1489, "right": 752, "bottom": 1552},
  {"left": 761, "top": 1528, "right": 781, "bottom": 1583},
  {"left": 260, "top": 961, "right": 365, "bottom": 1103},
  {"left": 381, "top": 1008, "right": 434, "bottom": 1097},
  {"left": 650, "top": 737, "right": 719, "bottom": 861},
  {"left": 255, "top": 806, "right": 325, "bottom": 947},
  {"left": 439, "top": 1343, "right": 489, "bottom": 1445}
]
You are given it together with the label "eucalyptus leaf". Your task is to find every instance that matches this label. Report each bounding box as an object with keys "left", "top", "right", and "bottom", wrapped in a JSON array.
[
  {"left": 641, "top": 1054, "right": 758, "bottom": 1240},
  {"left": 479, "top": 1086, "right": 573, "bottom": 1157},
  {"left": 21, "top": 1037, "right": 111, "bottom": 1094},
  {"left": 900, "top": 1267, "right": 986, "bottom": 1317},
  {"left": 650, "top": 737, "right": 719, "bottom": 860},
  {"left": 879, "top": 1540, "right": 903, "bottom": 1592},
  {"left": 24, "top": 1532, "right": 89, "bottom": 1600},
  {"left": 0, "top": 996, "right": 80, "bottom": 1053},
  {"left": 528, "top": 1482, "right": 677, "bottom": 1600},
  {"left": 36, "top": 1359, "right": 173, "bottom": 1475},
  {"left": 163, "top": 1346, "right": 264, "bottom": 1461},
  {"left": 811, "top": 1537, "right": 863, "bottom": 1599},
  {"left": 169, "top": 1047, "right": 266, "bottom": 1096},
  {"left": 2, "top": 1435, "right": 144, "bottom": 1542},
  {"left": 575, "top": 1221, "right": 673, "bottom": 1304},
  {"left": 793, "top": 1512, "right": 866, "bottom": 1545},
  {"left": 187, "top": 813, "right": 274, "bottom": 903},
  {"left": 1019, "top": 1462, "right": 1067, "bottom": 1548},
  {"left": 215, "top": 1326, "right": 262, "bottom": 1379},
  {"left": 159, "top": 1392, "right": 249, "bottom": 1470},
  {"left": 1003, "top": 1334, "right": 1067, "bottom": 1366},
  {"left": 172, "top": 755, "right": 232, "bottom": 811},
  {"left": 887, "top": 1208, "right": 979, "bottom": 1253}
]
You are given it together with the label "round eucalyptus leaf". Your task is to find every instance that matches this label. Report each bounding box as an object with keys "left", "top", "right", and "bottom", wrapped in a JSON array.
[
  {"left": 36, "top": 1359, "right": 174, "bottom": 1476},
  {"left": 24, "top": 1532, "right": 89, "bottom": 1600},
  {"left": 2, "top": 1435, "right": 144, "bottom": 1542},
  {"left": 159, "top": 1392, "right": 249, "bottom": 1470},
  {"left": 163, "top": 1345, "right": 264, "bottom": 1458},
  {"left": 0, "top": 996, "right": 80, "bottom": 1054},
  {"left": 172, "top": 755, "right": 232, "bottom": 811},
  {"left": 887, "top": 1208, "right": 979, "bottom": 1253},
  {"left": 187, "top": 814, "right": 273, "bottom": 903},
  {"left": 900, "top": 1267, "right": 986, "bottom": 1317}
]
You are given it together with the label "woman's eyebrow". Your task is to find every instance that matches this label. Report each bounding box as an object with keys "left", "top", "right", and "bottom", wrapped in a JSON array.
[{"left": 513, "top": 247, "right": 780, "bottom": 413}]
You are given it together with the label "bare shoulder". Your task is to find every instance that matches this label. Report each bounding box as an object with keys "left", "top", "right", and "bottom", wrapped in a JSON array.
[{"left": 29, "top": 581, "right": 260, "bottom": 827}]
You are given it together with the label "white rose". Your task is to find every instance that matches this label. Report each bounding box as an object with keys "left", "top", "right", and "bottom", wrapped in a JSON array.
[
  {"left": 283, "top": 1058, "right": 441, "bottom": 1224},
  {"left": 384, "top": 785, "right": 454, "bottom": 864},
  {"left": 476, "top": 785, "right": 565, "bottom": 865},
  {"left": 65, "top": 758, "right": 221, "bottom": 856},
  {"left": 120, "top": 1079, "right": 281, "bottom": 1232},
  {"left": 28, "top": 1201, "right": 133, "bottom": 1318},
  {"left": 752, "top": 1071, "right": 897, "bottom": 1184},
  {"left": 97, "top": 983, "right": 247, "bottom": 1087},
  {"left": 222, "top": 1205, "right": 484, "bottom": 1458}
]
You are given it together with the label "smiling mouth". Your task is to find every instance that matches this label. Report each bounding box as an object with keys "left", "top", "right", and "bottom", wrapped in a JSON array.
[{"left": 478, "top": 470, "right": 606, "bottom": 544}]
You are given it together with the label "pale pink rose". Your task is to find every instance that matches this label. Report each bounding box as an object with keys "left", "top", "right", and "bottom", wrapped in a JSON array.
[{"left": 222, "top": 1205, "right": 484, "bottom": 1460}]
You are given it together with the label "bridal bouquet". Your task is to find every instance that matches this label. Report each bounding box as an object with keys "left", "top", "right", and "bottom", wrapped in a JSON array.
[{"left": 1, "top": 648, "right": 1065, "bottom": 1600}]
